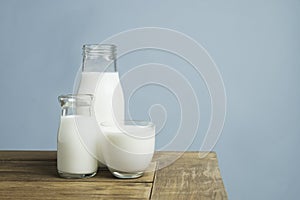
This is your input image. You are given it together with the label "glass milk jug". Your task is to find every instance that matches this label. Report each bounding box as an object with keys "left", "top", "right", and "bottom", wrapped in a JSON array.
[
  {"left": 57, "top": 94, "right": 98, "bottom": 178},
  {"left": 76, "top": 44, "right": 125, "bottom": 165}
]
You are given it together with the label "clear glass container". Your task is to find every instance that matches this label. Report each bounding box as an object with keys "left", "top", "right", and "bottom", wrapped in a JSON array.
[
  {"left": 100, "top": 120, "right": 155, "bottom": 179},
  {"left": 82, "top": 44, "right": 117, "bottom": 72},
  {"left": 77, "top": 44, "right": 125, "bottom": 166},
  {"left": 57, "top": 94, "right": 98, "bottom": 178}
]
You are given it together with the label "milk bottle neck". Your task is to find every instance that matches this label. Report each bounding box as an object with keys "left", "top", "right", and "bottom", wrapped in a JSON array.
[
  {"left": 82, "top": 44, "right": 117, "bottom": 72},
  {"left": 58, "top": 94, "right": 93, "bottom": 117}
]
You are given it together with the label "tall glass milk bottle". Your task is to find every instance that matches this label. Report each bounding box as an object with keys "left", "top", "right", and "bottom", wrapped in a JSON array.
[
  {"left": 57, "top": 94, "right": 98, "bottom": 178},
  {"left": 77, "top": 44, "right": 125, "bottom": 166}
]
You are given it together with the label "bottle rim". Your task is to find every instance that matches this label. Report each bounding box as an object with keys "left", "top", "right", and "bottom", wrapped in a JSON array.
[
  {"left": 58, "top": 94, "right": 93, "bottom": 106},
  {"left": 82, "top": 44, "right": 116, "bottom": 59}
]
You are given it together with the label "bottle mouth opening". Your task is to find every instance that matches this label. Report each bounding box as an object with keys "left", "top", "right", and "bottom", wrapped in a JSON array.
[
  {"left": 82, "top": 44, "right": 116, "bottom": 59},
  {"left": 58, "top": 94, "right": 93, "bottom": 107}
]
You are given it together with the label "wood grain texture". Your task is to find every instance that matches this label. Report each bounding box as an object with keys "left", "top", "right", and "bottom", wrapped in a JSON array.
[
  {"left": 151, "top": 152, "right": 228, "bottom": 200},
  {"left": 0, "top": 160, "right": 156, "bottom": 183},
  {"left": 0, "top": 151, "right": 227, "bottom": 200},
  {"left": 0, "top": 181, "right": 152, "bottom": 200},
  {"left": 0, "top": 151, "right": 56, "bottom": 161}
]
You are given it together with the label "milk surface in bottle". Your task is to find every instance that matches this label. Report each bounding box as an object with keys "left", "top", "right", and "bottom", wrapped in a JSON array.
[{"left": 77, "top": 44, "right": 125, "bottom": 165}]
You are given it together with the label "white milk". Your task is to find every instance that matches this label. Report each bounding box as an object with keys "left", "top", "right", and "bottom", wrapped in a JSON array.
[
  {"left": 57, "top": 116, "right": 98, "bottom": 174},
  {"left": 77, "top": 72, "right": 125, "bottom": 164},
  {"left": 101, "top": 126, "right": 155, "bottom": 173},
  {"left": 77, "top": 72, "right": 124, "bottom": 124}
]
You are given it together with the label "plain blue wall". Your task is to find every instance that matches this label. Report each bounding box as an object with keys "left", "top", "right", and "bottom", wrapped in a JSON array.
[{"left": 1, "top": 0, "right": 299, "bottom": 199}]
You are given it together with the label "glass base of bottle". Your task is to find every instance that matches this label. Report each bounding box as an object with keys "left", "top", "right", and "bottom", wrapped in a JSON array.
[{"left": 58, "top": 170, "right": 97, "bottom": 179}]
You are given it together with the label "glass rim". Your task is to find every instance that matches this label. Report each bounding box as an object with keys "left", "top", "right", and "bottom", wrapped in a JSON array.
[
  {"left": 100, "top": 120, "right": 154, "bottom": 128},
  {"left": 82, "top": 43, "right": 117, "bottom": 59},
  {"left": 83, "top": 43, "right": 116, "bottom": 49}
]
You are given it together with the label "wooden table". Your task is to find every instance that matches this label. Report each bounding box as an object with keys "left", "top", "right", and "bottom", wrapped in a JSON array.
[{"left": 0, "top": 151, "right": 227, "bottom": 200}]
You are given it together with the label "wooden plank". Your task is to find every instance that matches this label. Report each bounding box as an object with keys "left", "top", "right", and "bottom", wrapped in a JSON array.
[
  {"left": 151, "top": 152, "right": 228, "bottom": 200},
  {"left": 0, "top": 151, "right": 228, "bottom": 199},
  {"left": 0, "top": 160, "right": 156, "bottom": 183},
  {"left": 0, "top": 151, "right": 56, "bottom": 161},
  {"left": 0, "top": 181, "right": 152, "bottom": 200}
]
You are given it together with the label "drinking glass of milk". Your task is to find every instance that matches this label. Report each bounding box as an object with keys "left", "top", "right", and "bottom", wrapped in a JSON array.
[
  {"left": 100, "top": 121, "right": 155, "bottom": 179},
  {"left": 57, "top": 94, "right": 98, "bottom": 178}
]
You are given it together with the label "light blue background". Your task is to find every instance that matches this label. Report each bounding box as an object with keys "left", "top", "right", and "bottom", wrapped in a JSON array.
[{"left": 0, "top": 0, "right": 299, "bottom": 199}]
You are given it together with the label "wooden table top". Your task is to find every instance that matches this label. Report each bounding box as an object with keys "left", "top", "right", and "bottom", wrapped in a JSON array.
[{"left": 0, "top": 151, "right": 227, "bottom": 200}]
